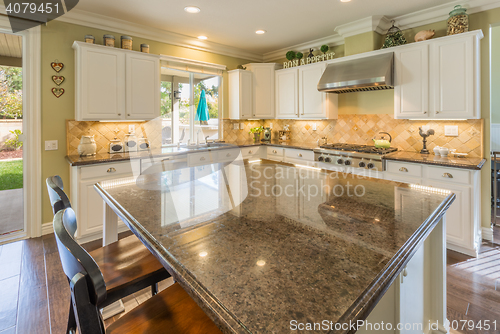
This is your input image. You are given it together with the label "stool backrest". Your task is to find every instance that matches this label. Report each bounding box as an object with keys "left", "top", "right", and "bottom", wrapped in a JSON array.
[
  {"left": 46, "top": 175, "right": 76, "bottom": 236},
  {"left": 53, "top": 208, "right": 107, "bottom": 334}
]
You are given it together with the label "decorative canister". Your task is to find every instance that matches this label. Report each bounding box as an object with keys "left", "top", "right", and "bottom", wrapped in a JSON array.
[
  {"left": 140, "top": 44, "right": 150, "bottom": 53},
  {"left": 109, "top": 138, "right": 123, "bottom": 153},
  {"left": 77, "top": 135, "right": 97, "bottom": 156},
  {"left": 138, "top": 137, "right": 150, "bottom": 151},
  {"left": 124, "top": 132, "right": 138, "bottom": 152},
  {"left": 103, "top": 34, "right": 115, "bottom": 47},
  {"left": 121, "top": 36, "right": 133, "bottom": 50},
  {"left": 84, "top": 35, "right": 95, "bottom": 44},
  {"left": 447, "top": 5, "right": 468, "bottom": 35}
]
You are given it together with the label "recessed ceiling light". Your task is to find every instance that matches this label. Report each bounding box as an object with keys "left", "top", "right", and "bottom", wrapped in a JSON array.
[
  {"left": 340, "top": 0, "right": 351, "bottom": 2},
  {"left": 255, "top": 30, "right": 266, "bottom": 35},
  {"left": 197, "top": 35, "right": 208, "bottom": 40},
  {"left": 184, "top": 6, "right": 201, "bottom": 13}
]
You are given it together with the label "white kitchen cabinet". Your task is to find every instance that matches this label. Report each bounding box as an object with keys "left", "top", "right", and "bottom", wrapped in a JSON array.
[
  {"left": 245, "top": 63, "right": 281, "bottom": 119},
  {"left": 70, "top": 160, "right": 141, "bottom": 242},
  {"left": 385, "top": 160, "right": 481, "bottom": 257},
  {"left": 73, "top": 41, "right": 160, "bottom": 121},
  {"left": 228, "top": 69, "right": 253, "bottom": 119},
  {"left": 394, "top": 44, "right": 429, "bottom": 119},
  {"left": 394, "top": 30, "right": 482, "bottom": 119},
  {"left": 276, "top": 64, "right": 337, "bottom": 119},
  {"left": 125, "top": 53, "right": 160, "bottom": 120},
  {"left": 275, "top": 69, "right": 298, "bottom": 118}
]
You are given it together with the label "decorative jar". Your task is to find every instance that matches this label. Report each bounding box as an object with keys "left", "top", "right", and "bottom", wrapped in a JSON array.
[
  {"left": 84, "top": 35, "right": 95, "bottom": 44},
  {"left": 447, "top": 5, "right": 468, "bottom": 35},
  {"left": 121, "top": 36, "right": 133, "bottom": 50},
  {"left": 141, "top": 44, "right": 150, "bottom": 53},
  {"left": 103, "top": 35, "right": 115, "bottom": 47}
]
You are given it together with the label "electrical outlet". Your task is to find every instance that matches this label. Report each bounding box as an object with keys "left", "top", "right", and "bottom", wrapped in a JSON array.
[
  {"left": 444, "top": 125, "right": 459, "bottom": 136},
  {"left": 129, "top": 124, "right": 135, "bottom": 133},
  {"left": 312, "top": 123, "right": 317, "bottom": 131},
  {"left": 45, "top": 140, "right": 58, "bottom": 151},
  {"left": 240, "top": 123, "right": 245, "bottom": 130},
  {"left": 270, "top": 123, "right": 273, "bottom": 129},
  {"left": 233, "top": 123, "right": 239, "bottom": 130}
]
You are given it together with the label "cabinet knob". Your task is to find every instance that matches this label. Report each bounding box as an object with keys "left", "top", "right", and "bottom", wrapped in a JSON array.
[
  {"left": 423, "top": 111, "right": 427, "bottom": 114},
  {"left": 107, "top": 168, "right": 116, "bottom": 173},
  {"left": 273, "top": 150, "right": 277, "bottom": 154},
  {"left": 200, "top": 157, "right": 206, "bottom": 161},
  {"left": 436, "top": 111, "right": 440, "bottom": 114},
  {"left": 128, "top": 114, "right": 131, "bottom": 116},
  {"left": 298, "top": 153, "right": 302, "bottom": 157},
  {"left": 399, "top": 167, "right": 408, "bottom": 172},
  {"left": 442, "top": 173, "right": 453, "bottom": 178},
  {"left": 226, "top": 153, "right": 231, "bottom": 157},
  {"left": 118, "top": 113, "right": 121, "bottom": 116},
  {"left": 249, "top": 150, "right": 253, "bottom": 154}
]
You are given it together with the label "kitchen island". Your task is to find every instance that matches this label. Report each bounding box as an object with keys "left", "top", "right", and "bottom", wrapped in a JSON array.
[{"left": 95, "top": 160, "right": 454, "bottom": 333}]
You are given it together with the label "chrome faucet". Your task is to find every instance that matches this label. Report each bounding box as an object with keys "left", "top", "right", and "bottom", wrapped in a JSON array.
[{"left": 205, "top": 136, "right": 210, "bottom": 144}]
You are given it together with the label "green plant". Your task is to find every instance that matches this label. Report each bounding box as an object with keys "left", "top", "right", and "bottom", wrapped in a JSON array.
[
  {"left": 321, "top": 45, "right": 329, "bottom": 54},
  {"left": 4, "top": 129, "right": 23, "bottom": 150},
  {"left": 0, "top": 66, "right": 23, "bottom": 119},
  {"left": 286, "top": 51, "right": 296, "bottom": 61},
  {"left": 249, "top": 126, "right": 264, "bottom": 134},
  {"left": 296, "top": 52, "right": 303, "bottom": 60}
]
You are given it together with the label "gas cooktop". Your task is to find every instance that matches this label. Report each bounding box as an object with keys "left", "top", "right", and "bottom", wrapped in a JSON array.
[{"left": 319, "top": 143, "right": 398, "bottom": 155}]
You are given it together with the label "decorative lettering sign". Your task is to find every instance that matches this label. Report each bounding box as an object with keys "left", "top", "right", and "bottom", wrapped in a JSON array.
[{"left": 283, "top": 52, "right": 336, "bottom": 69}]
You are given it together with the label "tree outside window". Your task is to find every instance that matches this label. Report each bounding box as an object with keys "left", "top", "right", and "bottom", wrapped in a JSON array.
[{"left": 0, "top": 66, "right": 22, "bottom": 119}]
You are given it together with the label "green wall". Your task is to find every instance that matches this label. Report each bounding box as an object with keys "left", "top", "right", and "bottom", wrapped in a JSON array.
[
  {"left": 40, "top": 20, "right": 253, "bottom": 224},
  {"left": 345, "top": 31, "right": 383, "bottom": 56}
]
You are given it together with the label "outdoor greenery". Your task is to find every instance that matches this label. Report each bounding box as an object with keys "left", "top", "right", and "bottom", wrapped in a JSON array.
[
  {"left": 0, "top": 66, "right": 23, "bottom": 119},
  {"left": 0, "top": 159, "right": 23, "bottom": 190},
  {"left": 4, "top": 129, "right": 23, "bottom": 150}
]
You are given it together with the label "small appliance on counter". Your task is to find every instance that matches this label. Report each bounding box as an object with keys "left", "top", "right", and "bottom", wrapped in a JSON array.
[
  {"left": 138, "top": 137, "right": 150, "bottom": 151},
  {"left": 262, "top": 127, "right": 272, "bottom": 142},
  {"left": 77, "top": 135, "right": 96, "bottom": 156},
  {"left": 124, "top": 132, "right": 138, "bottom": 153},
  {"left": 109, "top": 138, "right": 124, "bottom": 154}
]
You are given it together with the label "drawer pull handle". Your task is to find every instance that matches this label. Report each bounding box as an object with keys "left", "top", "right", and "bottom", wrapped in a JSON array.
[
  {"left": 226, "top": 153, "right": 231, "bottom": 157},
  {"left": 436, "top": 111, "right": 440, "bottom": 114},
  {"left": 107, "top": 168, "right": 116, "bottom": 173},
  {"left": 118, "top": 113, "right": 121, "bottom": 116},
  {"left": 128, "top": 114, "right": 131, "bottom": 116},
  {"left": 442, "top": 173, "right": 453, "bottom": 178},
  {"left": 161, "top": 158, "right": 170, "bottom": 162},
  {"left": 399, "top": 167, "right": 408, "bottom": 172},
  {"left": 249, "top": 150, "right": 253, "bottom": 154},
  {"left": 200, "top": 157, "right": 206, "bottom": 161},
  {"left": 273, "top": 150, "right": 277, "bottom": 154},
  {"left": 298, "top": 153, "right": 302, "bottom": 157},
  {"left": 423, "top": 111, "right": 427, "bottom": 114}
]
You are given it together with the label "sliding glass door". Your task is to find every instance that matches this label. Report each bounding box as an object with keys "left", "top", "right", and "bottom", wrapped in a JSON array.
[{"left": 160, "top": 67, "right": 220, "bottom": 146}]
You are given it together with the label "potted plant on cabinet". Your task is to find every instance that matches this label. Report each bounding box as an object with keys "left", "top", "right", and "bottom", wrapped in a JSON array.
[{"left": 249, "top": 126, "right": 264, "bottom": 142}]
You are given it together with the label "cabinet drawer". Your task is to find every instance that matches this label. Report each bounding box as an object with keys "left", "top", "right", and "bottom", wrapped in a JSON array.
[
  {"left": 386, "top": 161, "right": 422, "bottom": 178},
  {"left": 285, "top": 148, "right": 314, "bottom": 161},
  {"left": 427, "top": 166, "right": 470, "bottom": 184},
  {"left": 80, "top": 160, "right": 139, "bottom": 180},
  {"left": 267, "top": 147, "right": 284, "bottom": 160},
  {"left": 216, "top": 148, "right": 241, "bottom": 162},
  {"left": 241, "top": 146, "right": 260, "bottom": 158},
  {"left": 188, "top": 152, "right": 212, "bottom": 166}
]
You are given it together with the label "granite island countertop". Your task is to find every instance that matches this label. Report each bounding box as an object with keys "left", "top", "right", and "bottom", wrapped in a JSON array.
[
  {"left": 383, "top": 151, "right": 486, "bottom": 170},
  {"left": 95, "top": 161, "right": 455, "bottom": 333}
]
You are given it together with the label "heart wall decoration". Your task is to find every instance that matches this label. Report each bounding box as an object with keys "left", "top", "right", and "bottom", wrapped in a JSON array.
[
  {"left": 52, "top": 76, "right": 65, "bottom": 86},
  {"left": 51, "top": 62, "right": 64, "bottom": 73},
  {"left": 52, "top": 88, "right": 65, "bottom": 98}
]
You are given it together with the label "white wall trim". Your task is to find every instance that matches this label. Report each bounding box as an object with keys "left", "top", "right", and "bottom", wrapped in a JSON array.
[
  {"left": 160, "top": 55, "right": 227, "bottom": 71},
  {"left": 482, "top": 226, "right": 494, "bottom": 241},
  {"left": 334, "top": 16, "right": 392, "bottom": 39},
  {"left": 42, "top": 222, "right": 53, "bottom": 236}
]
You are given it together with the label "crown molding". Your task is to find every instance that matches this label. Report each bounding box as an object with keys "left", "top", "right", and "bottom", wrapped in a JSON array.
[
  {"left": 262, "top": 33, "right": 344, "bottom": 62},
  {"left": 335, "top": 16, "right": 392, "bottom": 39}
]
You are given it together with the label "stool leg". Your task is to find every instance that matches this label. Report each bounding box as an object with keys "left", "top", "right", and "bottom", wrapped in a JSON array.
[
  {"left": 66, "top": 298, "right": 77, "bottom": 334},
  {"left": 151, "top": 283, "right": 159, "bottom": 296}
]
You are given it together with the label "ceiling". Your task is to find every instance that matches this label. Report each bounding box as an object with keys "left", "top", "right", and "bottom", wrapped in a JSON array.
[
  {"left": 73, "top": 0, "right": 459, "bottom": 54},
  {"left": 0, "top": 33, "right": 22, "bottom": 58}
]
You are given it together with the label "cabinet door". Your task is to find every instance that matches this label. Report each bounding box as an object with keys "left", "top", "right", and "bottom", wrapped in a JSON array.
[
  {"left": 77, "top": 46, "right": 125, "bottom": 121},
  {"left": 423, "top": 180, "right": 472, "bottom": 249},
  {"left": 78, "top": 178, "right": 107, "bottom": 238},
  {"left": 275, "top": 69, "right": 298, "bottom": 118},
  {"left": 394, "top": 44, "right": 429, "bottom": 119},
  {"left": 126, "top": 53, "right": 160, "bottom": 120},
  {"left": 431, "top": 36, "right": 475, "bottom": 119},
  {"left": 252, "top": 65, "right": 276, "bottom": 119},
  {"left": 240, "top": 71, "right": 253, "bottom": 118},
  {"left": 299, "top": 63, "right": 328, "bottom": 118}
]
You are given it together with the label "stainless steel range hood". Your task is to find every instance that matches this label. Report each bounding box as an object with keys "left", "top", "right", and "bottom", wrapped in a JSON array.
[{"left": 317, "top": 53, "right": 394, "bottom": 94}]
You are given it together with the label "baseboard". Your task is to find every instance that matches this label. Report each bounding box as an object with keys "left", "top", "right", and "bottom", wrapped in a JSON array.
[
  {"left": 447, "top": 242, "right": 478, "bottom": 258},
  {"left": 42, "top": 222, "right": 53, "bottom": 236},
  {"left": 482, "top": 226, "right": 494, "bottom": 242}
]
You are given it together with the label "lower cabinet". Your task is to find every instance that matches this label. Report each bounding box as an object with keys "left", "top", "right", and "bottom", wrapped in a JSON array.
[
  {"left": 385, "top": 160, "right": 481, "bottom": 257},
  {"left": 70, "top": 160, "right": 141, "bottom": 242}
]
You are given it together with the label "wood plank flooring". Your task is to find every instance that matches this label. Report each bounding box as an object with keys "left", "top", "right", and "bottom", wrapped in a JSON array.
[{"left": 1, "top": 229, "right": 500, "bottom": 333}]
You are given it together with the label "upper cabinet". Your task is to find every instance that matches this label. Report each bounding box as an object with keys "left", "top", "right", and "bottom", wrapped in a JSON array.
[
  {"left": 73, "top": 41, "right": 160, "bottom": 121},
  {"left": 276, "top": 62, "right": 338, "bottom": 119},
  {"left": 228, "top": 69, "right": 253, "bottom": 119},
  {"left": 245, "top": 63, "right": 281, "bottom": 119},
  {"left": 395, "top": 31, "right": 482, "bottom": 119}
]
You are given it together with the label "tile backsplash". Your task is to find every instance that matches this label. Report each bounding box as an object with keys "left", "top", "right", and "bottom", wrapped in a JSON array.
[
  {"left": 66, "top": 119, "right": 162, "bottom": 156},
  {"left": 222, "top": 115, "right": 483, "bottom": 158}
]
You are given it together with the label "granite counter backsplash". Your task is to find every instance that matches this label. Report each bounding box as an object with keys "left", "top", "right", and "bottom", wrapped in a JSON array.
[{"left": 222, "top": 115, "right": 483, "bottom": 158}]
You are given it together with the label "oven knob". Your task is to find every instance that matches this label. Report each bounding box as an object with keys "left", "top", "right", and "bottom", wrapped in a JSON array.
[
  {"left": 367, "top": 163, "right": 375, "bottom": 169},
  {"left": 324, "top": 157, "right": 332, "bottom": 163},
  {"left": 344, "top": 160, "right": 351, "bottom": 166},
  {"left": 337, "top": 158, "right": 343, "bottom": 164},
  {"left": 318, "top": 156, "right": 324, "bottom": 162},
  {"left": 359, "top": 161, "right": 366, "bottom": 168}
]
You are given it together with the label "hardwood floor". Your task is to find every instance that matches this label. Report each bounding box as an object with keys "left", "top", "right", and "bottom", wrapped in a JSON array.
[{"left": 1, "top": 229, "right": 500, "bottom": 333}]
